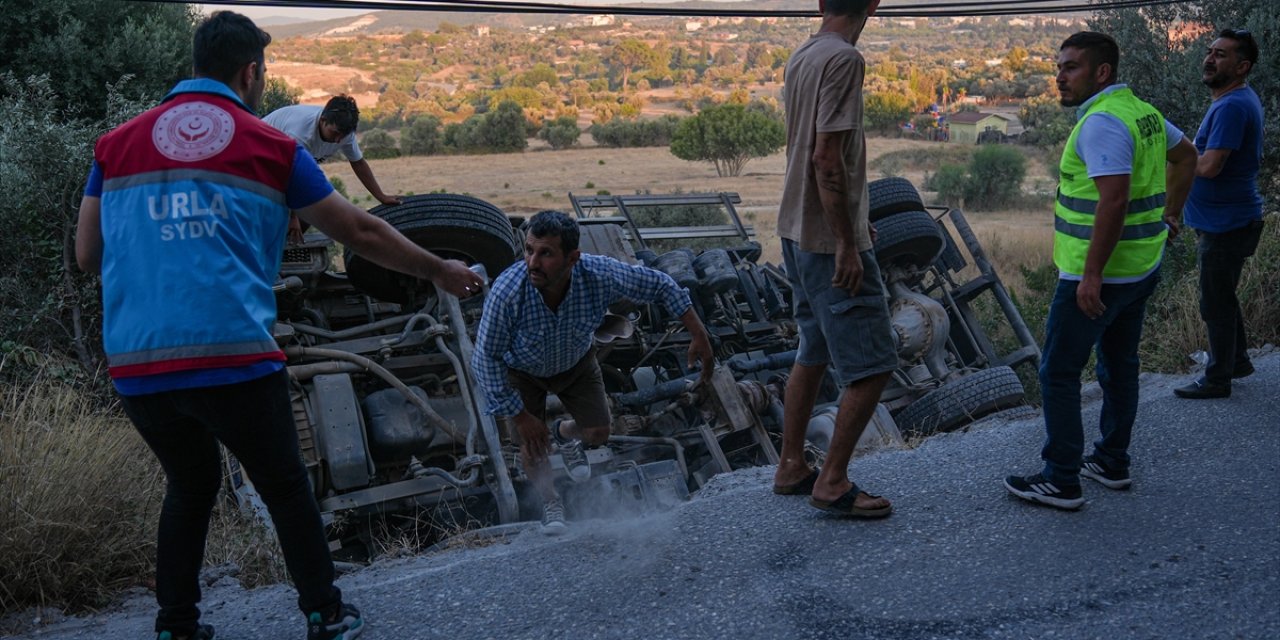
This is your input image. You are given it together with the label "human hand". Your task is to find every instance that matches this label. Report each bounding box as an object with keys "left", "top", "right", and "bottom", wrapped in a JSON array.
[
  {"left": 287, "top": 214, "right": 304, "bottom": 245},
  {"left": 433, "top": 259, "right": 486, "bottom": 298},
  {"left": 1075, "top": 275, "right": 1106, "bottom": 320},
  {"left": 1163, "top": 212, "right": 1181, "bottom": 243},
  {"left": 687, "top": 329, "right": 715, "bottom": 387},
  {"left": 831, "top": 242, "right": 865, "bottom": 293},
  {"left": 513, "top": 411, "right": 551, "bottom": 463},
  {"left": 869, "top": 222, "right": 878, "bottom": 245},
  {"left": 379, "top": 194, "right": 403, "bottom": 206}
]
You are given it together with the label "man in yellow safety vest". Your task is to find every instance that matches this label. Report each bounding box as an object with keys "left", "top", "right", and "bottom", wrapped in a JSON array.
[{"left": 1005, "top": 32, "right": 1197, "bottom": 510}]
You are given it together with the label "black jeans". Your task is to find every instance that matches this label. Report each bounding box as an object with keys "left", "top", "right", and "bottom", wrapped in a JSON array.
[
  {"left": 1197, "top": 219, "right": 1265, "bottom": 385},
  {"left": 120, "top": 369, "right": 341, "bottom": 634}
]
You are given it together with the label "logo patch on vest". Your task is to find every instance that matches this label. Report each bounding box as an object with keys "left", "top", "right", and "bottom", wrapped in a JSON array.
[{"left": 152, "top": 101, "right": 234, "bottom": 162}]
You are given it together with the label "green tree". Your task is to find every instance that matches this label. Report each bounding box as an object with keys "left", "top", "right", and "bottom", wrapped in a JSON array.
[
  {"left": 360, "top": 129, "right": 400, "bottom": 159},
  {"left": 260, "top": 77, "right": 301, "bottom": 117},
  {"left": 539, "top": 116, "right": 581, "bottom": 150},
  {"left": 480, "top": 100, "right": 530, "bottom": 151},
  {"left": 401, "top": 115, "right": 443, "bottom": 156},
  {"left": 1018, "top": 94, "right": 1075, "bottom": 148},
  {"left": 965, "top": 145, "right": 1027, "bottom": 210},
  {"left": 864, "top": 91, "right": 914, "bottom": 133},
  {"left": 670, "top": 103, "right": 785, "bottom": 177},
  {"left": 608, "top": 39, "right": 657, "bottom": 92},
  {"left": 515, "top": 63, "right": 559, "bottom": 89},
  {"left": 1091, "top": 0, "right": 1277, "bottom": 209},
  {"left": 0, "top": 0, "right": 196, "bottom": 121}
]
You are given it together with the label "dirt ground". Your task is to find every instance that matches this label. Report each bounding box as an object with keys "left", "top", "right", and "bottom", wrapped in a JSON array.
[{"left": 322, "top": 137, "right": 1054, "bottom": 266}]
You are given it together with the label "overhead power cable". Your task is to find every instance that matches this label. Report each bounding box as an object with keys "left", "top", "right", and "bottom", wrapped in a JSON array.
[{"left": 173, "top": 0, "right": 1200, "bottom": 19}]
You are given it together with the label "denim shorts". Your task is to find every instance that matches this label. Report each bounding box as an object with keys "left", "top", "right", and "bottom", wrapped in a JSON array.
[{"left": 782, "top": 239, "right": 898, "bottom": 386}]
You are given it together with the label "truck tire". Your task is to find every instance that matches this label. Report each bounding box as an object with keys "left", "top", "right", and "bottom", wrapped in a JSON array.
[
  {"left": 346, "top": 194, "right": 520, "bottom": 303},
  {"left": 872, "top": 210, "right": 945, "bottom": 270},
  {"left": 869, "top": 177, "right": 924, "bottom": 221},
  {"left": 894, "top": 366, "right": 1026, "bottom": 437}
]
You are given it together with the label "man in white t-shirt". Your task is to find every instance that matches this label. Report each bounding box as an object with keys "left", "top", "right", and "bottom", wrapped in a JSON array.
[{"left": 265, "top": 95, "right": 401, "bottom": 240}]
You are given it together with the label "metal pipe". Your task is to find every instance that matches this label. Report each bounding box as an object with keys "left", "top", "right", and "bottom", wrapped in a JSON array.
[
  {"left": 282, "top": 345, "right": 466, "bottom": 444},
  {"left": 290, "top": 313, "right": 416, "bottom": 340},
  {"left": 727, "top": 350, "right": 796, "bottom": 374},
  {"left": 947, "top": 207, "right": 1040, "bottom": 362},
  {"left": 612, "top": 374, "right": 698, "bottom": 407},
  {"left": 608, "top": 435, "right": 688, "bottom": 483},
  {"left": 437, "top": 284, "right": 520, "bottom": 525},
  {"left": 287, "top": 361, "right": 363, "bottom": 381}
]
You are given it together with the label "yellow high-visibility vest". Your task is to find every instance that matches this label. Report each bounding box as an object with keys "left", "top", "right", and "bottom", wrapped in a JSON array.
[{"left": 1055, "top": 87, "right": 1168, "bottom": 281}]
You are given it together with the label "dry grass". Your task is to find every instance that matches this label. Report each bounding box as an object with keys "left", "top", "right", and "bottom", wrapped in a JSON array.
[
  {"left": 0, "top": 363, "right": 289, "bottom": 615},
  {"left": 0, "top": 371, "right": 162, "bottom": 613}
]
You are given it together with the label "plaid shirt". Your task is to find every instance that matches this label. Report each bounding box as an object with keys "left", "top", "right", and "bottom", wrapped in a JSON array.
[{"left": 471, "top": 253, "right": 692, "bottom": 417}]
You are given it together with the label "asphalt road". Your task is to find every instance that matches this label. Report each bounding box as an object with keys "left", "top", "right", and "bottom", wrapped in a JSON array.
[{"left": 9, "top": 353, "right": 1279, "bottom": 640}]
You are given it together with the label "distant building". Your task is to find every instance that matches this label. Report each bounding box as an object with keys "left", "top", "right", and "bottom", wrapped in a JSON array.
[
  {"left": 948, "top": 112, "right": 1011, "bottom": 144},
  {"left": 474, "top": 25, "right": 489, "bottom": 37},
  {"left": 587, "top": 15, "right": 615, "bottom": 27},
  {"left": 685, "top": 21, "right": 702, "bottom": 32},
  {"left": 951, "top": 59, "right": 968, "bottom": 69}
]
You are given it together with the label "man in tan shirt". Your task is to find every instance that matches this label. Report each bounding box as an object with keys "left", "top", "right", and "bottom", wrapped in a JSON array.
[{"left": 771, "top": 0, "right": 896, "bottom": 518}]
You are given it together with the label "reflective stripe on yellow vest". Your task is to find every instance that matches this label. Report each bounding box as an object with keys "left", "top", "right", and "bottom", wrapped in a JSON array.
[{"left": 1055, "top": 87, "right": 1168, "bottom": 281}]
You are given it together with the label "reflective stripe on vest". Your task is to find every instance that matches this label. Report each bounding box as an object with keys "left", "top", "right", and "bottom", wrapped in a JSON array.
[{"left": 1054, "top": 87, "right": 1167, "bottom": 280}]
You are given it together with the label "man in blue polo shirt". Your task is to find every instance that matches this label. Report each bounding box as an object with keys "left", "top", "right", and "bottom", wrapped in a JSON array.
[
  {"left": 76, "top": 12, "right": 482, "bottom": 640},
  {"left": 1174, "top": 28, "right": 1266, "bottom": 400}
]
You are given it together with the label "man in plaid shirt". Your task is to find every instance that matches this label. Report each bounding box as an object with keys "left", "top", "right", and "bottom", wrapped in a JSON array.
[{"left": 472, "top": 210, "right": 714, "bottom": 533}]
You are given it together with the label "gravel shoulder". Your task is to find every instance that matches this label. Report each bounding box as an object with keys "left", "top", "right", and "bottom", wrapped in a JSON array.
[{"left": 8, "top": 353, "right": 1279, "bottom": 640}]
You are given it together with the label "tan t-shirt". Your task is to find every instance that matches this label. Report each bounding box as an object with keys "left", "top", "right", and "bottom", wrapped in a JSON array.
[{"left": 777, "top": 32, "right": 872, "bottom": 254}]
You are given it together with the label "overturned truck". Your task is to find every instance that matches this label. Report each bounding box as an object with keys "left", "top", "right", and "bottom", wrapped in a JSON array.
[{"left": 231, "top": 179, "right": 1039, "bottom": 555}]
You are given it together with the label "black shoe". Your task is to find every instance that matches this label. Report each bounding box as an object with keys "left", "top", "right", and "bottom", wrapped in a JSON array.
[
  {"left": 1080, "top": 455, "right": 1131, "bottom": 490},
  {"left": 158, "top": 625, "right": 214, "bottom": 640},
  {"left": 1004, "top": 473, "right": 1084, "bottom": 510},
  {"left": 1232, "top": 360, "right": 1255, "bottom": 379},
  {"left": 307, "top": 603, "right": 364, "bottom": 640},
  {"left": 1173, "top": 378, "right": 1231, "bottom": 399}
]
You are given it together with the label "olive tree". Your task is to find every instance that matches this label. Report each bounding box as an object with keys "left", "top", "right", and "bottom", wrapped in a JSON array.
[
  {"left": 670, "top": 103, "right": 785, "bottom": 177},
  {"left": 0, "top": 0, "right": 195, "bottom": 381},
  {"left": 1091, "top": 0, "right": 1277, "bottom": 207},
  {"left": 0, "top": 0, "right": 196, "bottom": 121}
]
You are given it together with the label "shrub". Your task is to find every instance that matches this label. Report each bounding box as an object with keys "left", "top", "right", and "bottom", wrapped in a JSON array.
[
  {"left": 590, "top": 115, "right": 682, "bottom": 148},
  {"left": 444, "top": 101, "right": 529, "bottom": 153},
  {"left": 330, "top": 176, "right": 349, "bottom": 200},
  {"left": 670, "top": 103, "right": 785, "bottom": 177},
  {"left": 360, "top": 129, "right": 400, "bottom": 159},
  {"left": 0, "top": 74, "right": 155, "bottom": 386},
  {"left": 260, "top": 77, "right": 302, "bottom": 118},
  {"left": 927, "top": 164, "right": 969, "bottom": 207},
  {"left": 965, "top": 145, "right": 1027, "bottom": 210},
  {"left": 401, "top": 115, "right": 443, "bottom": 156},
  {"left": 539, "top": 116, "right": 580, "bottom": 150}
]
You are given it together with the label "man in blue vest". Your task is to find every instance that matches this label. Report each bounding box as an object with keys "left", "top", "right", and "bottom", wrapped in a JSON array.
[
  {"left": 1174, "top": 28, "right": 1266, "bottom": 400},
  {"left": 76, "top": 11, "right": 483, "bottom": 640},
  {"left": 1005, "top": 32, "right": 1197, "bottom": 510}
]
